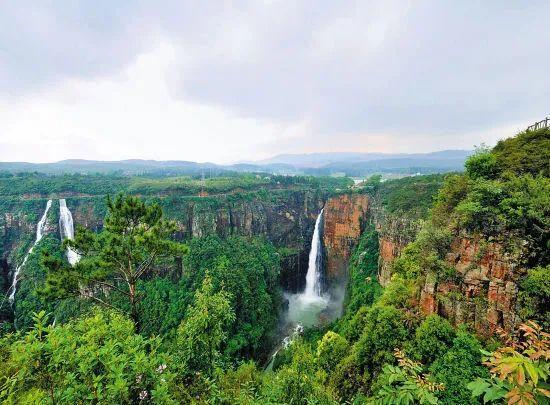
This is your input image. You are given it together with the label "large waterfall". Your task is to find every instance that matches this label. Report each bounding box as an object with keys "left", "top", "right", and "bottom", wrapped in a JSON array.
[
  {"left": 59, "top": 199, "right": 80, "bottom": 265},
  {"left": 265, "top": 209, "right": 327, "bottom": 370},
  {"left": 284, "top": 209, "right": 328, "bottom": 327},
  {"left": 302, "top": 209, "right": 324, "bottom": 300},
  {"left": 9, "top": 199, "right": 52, "bottom": 302}
]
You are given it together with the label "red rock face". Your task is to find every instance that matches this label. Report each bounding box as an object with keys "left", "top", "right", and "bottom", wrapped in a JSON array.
[
  {"left": 373, "top": 211, "right": 423, "bottom": 287},
  {"left": 323, "top": 194, "right": 370, "bottom": 282},
  {"left": 378, "top": 237, "right": 399, "bottom": 286},
  {"left": 419, "top": 235, "right": 522, "bottom": 334}
]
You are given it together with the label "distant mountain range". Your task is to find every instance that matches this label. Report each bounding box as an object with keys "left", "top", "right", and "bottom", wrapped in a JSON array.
[{"left": 0, "top": 150, "right": 472, "bottom": 177}]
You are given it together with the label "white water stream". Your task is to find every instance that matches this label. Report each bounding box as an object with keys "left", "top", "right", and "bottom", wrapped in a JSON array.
[
  {"left": 302, "top": 208, "right": 324, "bottom": 300},
  {"left": 266, "top": 209, "right": 328, "bottom": 370},
  {"left": 9, "top": 200, "right": 52, "bottom": 302},
  {"left": 285, "top": 209, "right": 328, "bottom": 326},
  {"left": 59, "top": 199, "right": 80, "bottom": 265}
]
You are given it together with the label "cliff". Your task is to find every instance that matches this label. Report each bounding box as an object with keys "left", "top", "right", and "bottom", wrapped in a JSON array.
[
  {"left": 323, "top": 194, "right": 370, "bottom": 284},
  {"left": 376, "top": 215, "right": 423, "bottom": 287},
  {"left": 1, "top": 191, "right": 328, "bottom": 299},
  {"left": 420, "top": 234, "right": 524, "bottom": 335},
  {"left": 1, "top": 189, "right": 377, "bottom": 309},
  {"left": 370, "top": 207, "right": 526, "bottom": 334}
]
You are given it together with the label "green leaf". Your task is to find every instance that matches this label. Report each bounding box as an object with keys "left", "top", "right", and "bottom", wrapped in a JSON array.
[
  {"left": 467, "top": 378, "right": 491, "bottom": 397},
  {"left": 483, "top": 385, "right": 507, "bottom": 402}
]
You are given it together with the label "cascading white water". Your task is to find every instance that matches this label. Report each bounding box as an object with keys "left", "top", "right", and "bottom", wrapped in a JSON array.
[
  {"left": 265, "top": 209, "right": 327, "bottom": 370},
  {"left": 9, "top": 200, "right": 52, "bottom": 302},
  {"left": 59, "top": 199, "right": 80, "bottom": 265},
  {"left": 302, "top": 209, "right": 324, "bottom": 300},
  {"left": 285, "top": 209, "right": 328, "bottom": 325}
]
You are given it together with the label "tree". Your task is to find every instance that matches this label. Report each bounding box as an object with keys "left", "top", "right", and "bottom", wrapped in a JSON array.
[
  {"left": 316, "top": 331, "right": 350, "bottom": 373},
  {"left": 175, "top": 275, "right": 235, "bottom": 377},
  {"left": 266, "top": 341, "right": 338, "bottom": 405},
  {"left": 411, "top": 314, "right": 455, "bottom": 366},
  {"left": 42, "top": 195, "right": 187, "bottom": 330},
  {"left": 0, "top": 310, "right": 173, "bottom": 404},
  {"left": 430, "top": 329, "right": 488, "bottom": 404},
  {"left": 183, "top": 236, "right": 282, "bottom": 359},
  {"left": 465, "top": 146, "right": 499, "bottom": 180},
  {"left": 468, "top": 321, "right": 550, "bottom": 405},
  {"left": 492, "top": 128, "right": 550, "bottom": 177},
  {"left": 518, "top": 266, "right": 550, "bottom": 330},
  {"left": 369, "top": 349, "right": 444, "bottom": 405},
  {"left": 351, "top": 304, "right": 410, "bottom": 394}
]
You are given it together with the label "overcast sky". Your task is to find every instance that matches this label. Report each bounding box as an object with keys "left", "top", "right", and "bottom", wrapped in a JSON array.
[{"left": 1, "top": 1, "right": 548, "bottom": 163}]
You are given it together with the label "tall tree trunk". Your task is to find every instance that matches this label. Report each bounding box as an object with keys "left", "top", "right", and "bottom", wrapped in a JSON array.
[{"left": 129, "top": 282, "right": 140, "bottom": 332}]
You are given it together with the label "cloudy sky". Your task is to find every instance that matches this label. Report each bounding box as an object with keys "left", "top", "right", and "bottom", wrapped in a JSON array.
[{"left": 1, "top": 1, "right": 548, "bottom": 163}]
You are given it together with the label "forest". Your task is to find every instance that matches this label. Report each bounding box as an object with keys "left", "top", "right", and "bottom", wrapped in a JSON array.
[{"left": 0, "top": 128, "right": 548, "bottom": 404}]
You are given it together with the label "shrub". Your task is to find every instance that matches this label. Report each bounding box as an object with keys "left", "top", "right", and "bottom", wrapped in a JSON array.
[
  {"left": 411, "top": 314, "right": 455, "bottom": 366},
  {"left": 316, "top": 331, "right": 350, "bottom": 373},
  {"left": 466, "top": 147, "right": 499, "bottom": 180},
  {"left": 430, "top": 329, "right": 487, "bottom": 404}
]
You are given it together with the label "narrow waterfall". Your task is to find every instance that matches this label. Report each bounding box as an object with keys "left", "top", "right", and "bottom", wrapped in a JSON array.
[
  {"left": 266, "top": 209, "right": 327, "bottom": 370},
  {"left": 302, "top": 209, "right": 324, "bottom": 300},
  {"left": 59, "top": 199, "right": 80, "bottom": 265},
  {"left": 9, "top": 200, "right": 52, "bottom": 302},
  {"left": 284, "top": 209, "right": 328, "bottom": 327}
]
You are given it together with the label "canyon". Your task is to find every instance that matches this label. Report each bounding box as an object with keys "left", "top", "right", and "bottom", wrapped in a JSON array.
[{"left": 0, "top": 187, "right": 528, "bottom": 335}]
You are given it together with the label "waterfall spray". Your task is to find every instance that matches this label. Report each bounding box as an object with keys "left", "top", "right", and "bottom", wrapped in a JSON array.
[
  {"left": 265, "top": 209, "right": 327, "bottom": 370},
  {"left": 9, "top": 200, "right": 52, "bottom": 302}
]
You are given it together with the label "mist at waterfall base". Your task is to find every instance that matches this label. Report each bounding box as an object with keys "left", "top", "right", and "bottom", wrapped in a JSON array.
[
  {"left": 266, "top": 209, "right": 345, "bottom": 370},
  {"left": 283, "top": 209, "right": 343, "bottom": 330}
]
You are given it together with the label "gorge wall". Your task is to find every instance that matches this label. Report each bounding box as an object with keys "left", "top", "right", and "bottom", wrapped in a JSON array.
[
  {"left": 420, "top": 235, "right": 523, "bottom": 335},
  {"left": 1, "top": 191, "right": 328, "bottom": 300},
  {"left": 1, "top": 191, "right": 375, "bottom": 307},
  {"left": 2, "top": 189, "right": 528, "bottom": 336},
  {"left": 371, "top": 203, "right": 525, "bottom": 335},
  {"left": 322, "top": 194, "right": 370, "bottom": 284}
]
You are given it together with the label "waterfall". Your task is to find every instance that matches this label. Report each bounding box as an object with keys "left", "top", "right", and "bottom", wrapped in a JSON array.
[
  {"left": 302, "top": 209, "right": 324, "bottom": 300},
  {"left": 9, "top": 200, "right": 52, "bottom": 302},
  {"left": 59, "top": 199, "right": 80, "bottom": 265},
  {"left": 265, "top": 209, "right": 327, "bottom": 370}
]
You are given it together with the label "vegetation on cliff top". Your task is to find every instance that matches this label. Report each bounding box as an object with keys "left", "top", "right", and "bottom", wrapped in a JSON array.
[
  {"left": 0, "top": 128, "right": 547, "bottom": 403},
  {"left": 0, "top": 172, "right": 352, "bottom": 198}
]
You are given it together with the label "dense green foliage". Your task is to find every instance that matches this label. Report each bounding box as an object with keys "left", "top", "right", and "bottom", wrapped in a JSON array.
[
  {"left": 0, "top": 311, "right": 173, "bottom": 404},
  {"left": 492, "top": 128, "right": 550, "bottom": 177},
  {"left": 41, "top": 195, "right": 187, "bottom": 330},
  {"left": 174, "top": 276, "right": 235, "bottom": 378},
  {"left": 0, "top": 129, "right": 547, "bottom": 403},
  {"left": 375, "top": 174, "right": 446, "bottom": 218},
  {"left": 343, "top": 223, "right": 383, "bottom": 316},
  {"left": 183, "top": 235, "right": 282, "bottom": 360},
  {"left": 431, "top": 129, "right": 549, "bottom": 266},
  {"left": 517, "top": 265, "right": 550, "bottom": 330},
  {"left": 0, "top": 172, "right": 352, "bottom": 198}
]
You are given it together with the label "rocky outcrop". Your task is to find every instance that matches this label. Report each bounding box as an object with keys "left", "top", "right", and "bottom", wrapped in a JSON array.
[
  {"left": 419, "top": 235, "right": 524, "bottom": 335},
  {"left": 323, "top": 194, "right": 370, "bottom": 283},
  {"left": 367, "top": 193, "right": 526, "bottom": 335},
  {"left": 376, "top": 215, "right": 423, "bottom": 287},
  {"left": 366, "top": 196, "right": 424, "bottom": 287}
]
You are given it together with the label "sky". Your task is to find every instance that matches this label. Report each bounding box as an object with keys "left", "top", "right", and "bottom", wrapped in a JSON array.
[{"left": 0, "top": 1, "right": 548, "bottom": 164}]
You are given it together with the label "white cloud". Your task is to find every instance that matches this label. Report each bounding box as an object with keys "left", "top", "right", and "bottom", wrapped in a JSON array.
[
  {"left": 0, "top": 1, "right": 547, "bottom": 162},
  {"left": 0, "top": 41, "right": 309, "bottom": 163}
]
